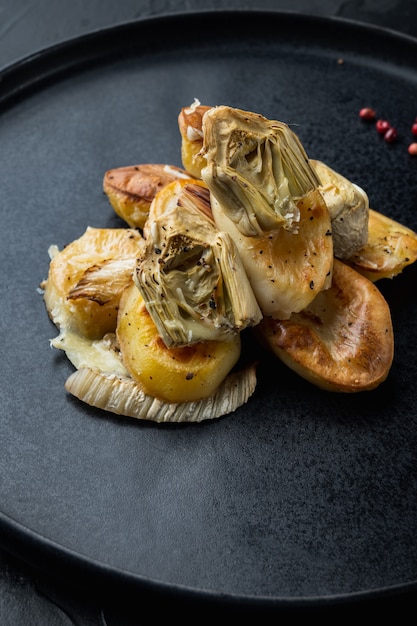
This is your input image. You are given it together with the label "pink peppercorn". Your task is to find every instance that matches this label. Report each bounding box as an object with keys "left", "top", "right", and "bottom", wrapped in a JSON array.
[
  {"left": 412, "top": 123, "right": 417, "bottom": 136},
  {"left": 376, "top": 119, "right": 391, "bottom": 135},
  {"left": 384, "top": 127, "right": 398, "bottom": 143},
  {"left": 408, "top": 143, "right": 417, "bottom": 155},
  {"left": 359, "top": 107, "right": 376, "bottom": 121}
]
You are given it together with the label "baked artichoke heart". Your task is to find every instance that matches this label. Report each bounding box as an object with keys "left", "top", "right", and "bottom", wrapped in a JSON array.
[
  {"left": 311, "top": 159, "right": 369, "bottom": 259},
  {"left": 135, "top": 179, "right": 262, "bottom": 348},
  {"left": 201, "top": 105, "right": 320, "bottom": 236}
]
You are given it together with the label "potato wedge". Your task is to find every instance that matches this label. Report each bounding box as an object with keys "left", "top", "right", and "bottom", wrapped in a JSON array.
[
  {"left": 346, "top": 208, "right": 417, "bottom": 281},
  {"left": 257, "top": 259, "right": 394, "bottom": 392},
  {"left": 103, "top": 163, "right": 191, "bottom": 228},
  {"left": 117, "top": 282, "right": 242, "bottom": 403}
]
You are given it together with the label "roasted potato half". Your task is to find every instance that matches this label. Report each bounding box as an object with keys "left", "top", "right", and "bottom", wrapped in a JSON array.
[
  {"left": 103, "top": 163, "right": 191, "bottom": 229},
  {"left": 117, "top": 282, "right": 243, "bottom": 404}
]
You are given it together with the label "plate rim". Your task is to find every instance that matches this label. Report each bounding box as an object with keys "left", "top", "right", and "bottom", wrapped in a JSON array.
[
  {"left": 1, "top": 8, "right": 417, "bottom": 111},
  {"left": 2, "top": 9, "right": 417, "bottom": 608}
]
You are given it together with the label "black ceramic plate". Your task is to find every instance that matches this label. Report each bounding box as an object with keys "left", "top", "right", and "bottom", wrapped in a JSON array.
[{"left": 1, "top": 10, "right": 417, "bottom": 610}]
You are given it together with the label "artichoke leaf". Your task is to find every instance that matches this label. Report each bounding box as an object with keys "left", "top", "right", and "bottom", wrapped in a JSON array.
[
  {"left": 201, "top": 105, "right": 320, "bottom": 236},
  {"left": 178, "top": 104, "right": 369, "bottom": 259},
  {"left": 135, "top": 179, "right": 262, "bottom": 347},
  {"left": 209, "top": 188, "right": 333, "bottom": 319}
]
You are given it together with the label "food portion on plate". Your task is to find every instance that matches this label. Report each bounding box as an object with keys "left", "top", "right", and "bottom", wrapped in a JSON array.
[{"left": 40, "top": 101, "right": 417, "bottom": 422}]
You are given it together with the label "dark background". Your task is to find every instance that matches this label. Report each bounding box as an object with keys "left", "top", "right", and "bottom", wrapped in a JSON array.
[{"left": 1, "top": 1, "right": 417, "bottom": 623}]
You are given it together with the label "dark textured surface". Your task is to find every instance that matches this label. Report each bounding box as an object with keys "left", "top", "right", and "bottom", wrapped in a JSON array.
[{"left": 1, "top": 1, "right": 417, "bottom": 622}]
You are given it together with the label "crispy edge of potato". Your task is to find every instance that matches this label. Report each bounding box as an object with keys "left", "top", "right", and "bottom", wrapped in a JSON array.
[
  {"left": 347, "top": 208, "right": 417, "bottom": 281},
  {"left": 103, "top": 163, "right": 191, "bottom": 228}
]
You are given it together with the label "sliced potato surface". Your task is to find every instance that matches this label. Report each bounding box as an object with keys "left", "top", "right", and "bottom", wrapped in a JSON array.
[
  {"left": 117, "top": 282, "right": 242, "bottom": 403},
  {"left": 257, "top": 259, "right": 394, "bottom": 392}
]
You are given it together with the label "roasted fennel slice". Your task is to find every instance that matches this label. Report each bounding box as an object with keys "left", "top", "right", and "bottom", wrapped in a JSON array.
[
  {"left": 65, "top": 361, "right": 257, "bottom": 423},
  {"left": 135, "top": 178, "right": 262, "bottom": 348},
  {"left": 346, "top": 208, "right": 417, "bottom": 281},
  {"left": 257, "top": 259, "right": 394, "bottom": 392},
  {"left": 42, "top": 226, "right": 144, "bottom": 340},
  {"left": 310, "top": 159, "right": 369, "bottom": 259},
  {"left": 103, "top": 163, "right": 191, "bottom": 229}
]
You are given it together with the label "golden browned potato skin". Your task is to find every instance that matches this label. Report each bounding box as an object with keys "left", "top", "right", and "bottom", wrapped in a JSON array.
[
  {"left": 178, "top": 104, "right": 212, "bottom": 178},
  {"left": 257, "top": 259, "right": 394, "bottom": 392},
  {"left": 103, "top": 163, "right": 190, "bottom": 228},
  {"left": 117, "top": 282, "right": 241, "bottom": 403},
  {"left": 346, "top": 208, "right": 417, "bottom": 281}
]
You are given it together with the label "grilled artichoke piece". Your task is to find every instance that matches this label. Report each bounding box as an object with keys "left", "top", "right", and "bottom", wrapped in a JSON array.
[
  {"left": 201, "top": 105, "right": 321, "bottom": 235},
  {"left": 208, "top": 188, "right": 333, "bottom": 320},
  {"left": 42, "top": 226, "right": 144, "bottom": 340},
  {"left": 257, "top": 259, "right": 394, "bottom": 392},
  {"left": 200, "top": 105, "right": 333, "bottom": 319},
  {"left": 143, "top": 173, "right": 213, "bottom": 235},
  {"left": 178, "top": 100, "right": 212, "bottom": 178},
  {"left": 346, "top": 208, "right": 417, "bottom": 281},
  {"left": 310, "top": 159, "right": 369, "bottom": 259},
  {"left": 103, "top": 163, "right": 191, "bottom": 229},
  {"left": 178, "top": 105, "right": 370, "bottom": 259},
  {"left": 135, "top": 178, "right": 262, "bottom": 348},
  {"left": 117, "top": 281, "right": 242, "bottom": 403},
  {"left": 65, "top": 361, "right": 257, "bottom": 423}
]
